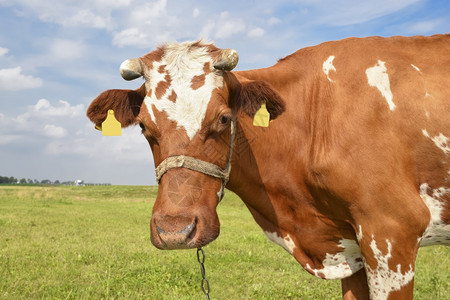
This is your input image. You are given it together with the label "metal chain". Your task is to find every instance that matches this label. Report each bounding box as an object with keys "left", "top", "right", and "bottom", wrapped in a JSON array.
[{"left": 196, "top": 247, "right": 211, "bottom": 300}]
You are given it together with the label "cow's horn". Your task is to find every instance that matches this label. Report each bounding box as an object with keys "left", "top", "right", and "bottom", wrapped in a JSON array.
[
  {"left": 214, "top": 49, "right": 239, "bottom": 71},
  {"left": 120, "top": 58, "right": 144, "bottom": 81}
]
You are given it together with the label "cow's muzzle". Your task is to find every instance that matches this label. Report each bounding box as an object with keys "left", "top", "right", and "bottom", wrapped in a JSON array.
[{"left": 151, "top": 215, "right": 197, "bottom": 249}]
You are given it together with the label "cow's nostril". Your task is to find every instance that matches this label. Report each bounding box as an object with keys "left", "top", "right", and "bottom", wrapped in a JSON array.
[
  {"left": 155, "top": 219, "right": 197, "bottom": 249},
  {"left": 180, "top": 222, "right": 195, "bottom": 236},
  {"left": 156, "top": 225, "right": 167, "bottom": 235}
]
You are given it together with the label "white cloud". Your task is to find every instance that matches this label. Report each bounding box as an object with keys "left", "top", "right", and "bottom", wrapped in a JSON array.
[
  {"left": 407, "top": 19, "right": 446, "bottom": 33},
  {"left": 32, "top": 99, "right": 84, "bottom": 118},
  {"left": 213, "top": 12, "right": 246, "bottom": 40},
  {"left": 112, "top": 28, "right": 149, "bottom": 48},
  {"left": 0, "top": 134, "right": 21, "bottom": 145},
  {"left": 0, "top": 67, "right": 43, "bottom": 91},
  {"left": 130, "top": 0, "right": 168, "bottom": 23},
  {"left": 0, "top": 47, "right": 8, "bottom": 57},
  {"left": 248, "top": 27, "right": 265, "bottom": 38},
  {"left": 0, "top": 99, "right": 86, "bottom": 173},
  {"left": 193, "top": 8, "right": 200, "bottom": 18},
  {"left": 12, "top": 99, "right": 84, "bottom": 129},
  {"left": 316, "top": 0, "right": 423, "bottom": 26},
  {"left": 44, "top": 124, "right": 67, "bottom": 138},
  {"left": 49, "top": 39, "right": 86, "bottom": 60},
  {"left": 199, "top": 20, "right": 216, "bottom": 40},
  {"left": 7, "top": 0, "right": 127, "bottom": 29},
  {"left": 69, "top": 9, "right": 112, "bottom": 29},
  {"left": 111, "top": 0, "right": 179, "bottom": 48},
  {"left": 268, "top": 17, "right": 281, "bottom": 26},
  {"left": 44, "top": 126, "right": 151, "bottom": 164}
]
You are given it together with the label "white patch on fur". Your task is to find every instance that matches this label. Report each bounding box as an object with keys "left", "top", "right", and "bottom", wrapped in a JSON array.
[
  {"left": 411, "top": 64, "right": 421, "bottom": 72},
  {"left": 216, "top": 185, "right": 224, "bottom": 201},
  {"left": 356, "top": 225, "right": 363, "bottom": 242},
  {"left": 366, "top": 60, "right": 396, "bottom": 111},
  {"left": 305, "top": 239, "right": 364, "bottom": 279},
  {"left": 422, "top": 129, "right": 450, "bottom": 154},
  {"left": 322, "top": 55, "right": 336, "bottom": 82},
  {"left": 144, "top": 41, "right": 223, "bottom": 140},
  {"left": 419, "top": 183, "right": 450, "bottom": 246},
  {"left": 264, "top": 231, "right": 296, "bottom": 254},
  {"left": 365, "top": 238, "right": 415, "bottom": 300}
]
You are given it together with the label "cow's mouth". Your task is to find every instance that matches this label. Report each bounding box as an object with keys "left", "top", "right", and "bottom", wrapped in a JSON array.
[
  {"left": 150, "top": 215, "right": 219, "bottom": 250},
  {"left": 157, "top": 220, "right": 196, "bottom": 249}
]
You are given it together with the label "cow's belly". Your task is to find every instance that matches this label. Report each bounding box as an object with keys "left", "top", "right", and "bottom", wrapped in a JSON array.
[
  {"left": 264, "top": 231, "right": 364, "bottom": 280},
  {"left": 303, "top": 238, "right": 364, "bottom": 279},
  {"left": 246, "top": 198, "right": 365, "bottom": 279},
  {"left": 419, "top": 183, "right": 450, "bottom": 246}
]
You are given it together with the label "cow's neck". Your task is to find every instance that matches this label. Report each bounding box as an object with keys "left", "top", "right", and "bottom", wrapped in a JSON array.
[
  {"left": 225, "top": 65, "right": 350, "bottom": 267},
  {"left": 228, "top": 65, "right": 307, "bottom": 212}
]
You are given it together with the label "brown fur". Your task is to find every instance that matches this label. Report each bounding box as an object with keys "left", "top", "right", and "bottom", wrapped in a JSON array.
[
  {"left": 167, "top": 90, "right": 177, "bottom": 103},
  {"left": 191, "top": 74, "right": 206, "bottom": 90},
  {"left": 155, "top": 74, "right": 171, "bottom": 100},
  {"left": 86, "top": 84, "right": 145, "bottom": 127},
  {"left": 224, "top": 72, "right": 286, "bottom": 120}
]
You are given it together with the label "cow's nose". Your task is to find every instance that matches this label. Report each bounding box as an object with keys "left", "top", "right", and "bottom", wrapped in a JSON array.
[{"left": 154, "top": 215, "right": 196, "bottom": 249}]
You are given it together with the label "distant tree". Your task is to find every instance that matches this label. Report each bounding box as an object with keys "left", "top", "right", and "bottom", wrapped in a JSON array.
[
  {"left": 19, "top": 178, "right": 27, "bottom": 184},
  {"left": 27, "top": 179, "right": 33, "bottom": 184},
  {"left": 54, "top": 180, "right": 60, "bottom": 185},
  {"left": 0, "top": 176, "right": 17, "bottom": 184},
  {"left": 41, "top": 179, "right": 52, "bottom": 184}
]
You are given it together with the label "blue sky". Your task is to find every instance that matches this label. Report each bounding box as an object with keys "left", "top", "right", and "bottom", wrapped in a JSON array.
[{"left": 0, "top": 0, "right": 449, "bottom": 185}]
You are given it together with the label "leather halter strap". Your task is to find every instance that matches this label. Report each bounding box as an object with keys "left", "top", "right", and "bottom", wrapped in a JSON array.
[{"left": 154, "top": 118, "right": 236, "bottom": 201}]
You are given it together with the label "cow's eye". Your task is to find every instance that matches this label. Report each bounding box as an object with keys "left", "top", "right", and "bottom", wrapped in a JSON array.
[
  {"left": 139, "top": 122, "right": 145, "bottom": 130},
  {"left": 218, "top": 115, "right": 230, "bottom": 125}
]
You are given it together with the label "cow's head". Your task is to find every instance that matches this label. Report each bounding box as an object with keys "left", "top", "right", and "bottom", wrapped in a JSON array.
[{"left": 87, "top": 41, "right": 285, "bottom": 249}]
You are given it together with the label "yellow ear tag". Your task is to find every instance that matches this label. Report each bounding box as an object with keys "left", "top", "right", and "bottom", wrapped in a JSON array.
[
  {"left": 253, "top": 103, "right": 270, "bottom": 127},
  {"left": 101, "top": 110, "right": 122, "bottom": 136}
]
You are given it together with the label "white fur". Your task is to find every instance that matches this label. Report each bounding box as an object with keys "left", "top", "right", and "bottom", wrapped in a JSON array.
[
  {"left": 422, "top": 129, "right": 450, "bottom": 154},
  {"left": 322, "top": 55, "right": 336, "bottom": 82},
  {"left": 264, "top": 231, "right": 296, "bottom": 254},
  {"left": 411, "top": 64, "right": 421, "bottom": 72},
  {"left": 305, "top": 239, "right": 363, "bottom": 279},
  {"left": 366, "top": 60, "right": 396, "bottom": 111},
  {"left": 143, "top": 41, "right": 223, "bottom": 140},
  {"left": 356, "top": 225, "right": 363, "bottom": 242},
  {"left": 365, "top": 237, "right": 415, "bottom": 300}
]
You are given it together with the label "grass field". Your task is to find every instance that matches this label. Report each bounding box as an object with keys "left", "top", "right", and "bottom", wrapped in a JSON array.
[{"left": 0, "top": 185, "right": 448, "bottom": 299}]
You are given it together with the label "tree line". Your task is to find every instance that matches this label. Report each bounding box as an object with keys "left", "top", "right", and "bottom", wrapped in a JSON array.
[
  {"left": 0, "top": 176, "right": 111, "bottom": 186},
  {"left": 0, "top": 176, "right": 75, "bottom": 185}
]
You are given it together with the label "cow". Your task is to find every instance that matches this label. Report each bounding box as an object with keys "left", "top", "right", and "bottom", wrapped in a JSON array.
[{"left": 87, "top": 35, "right": 450, "bottom": 299}]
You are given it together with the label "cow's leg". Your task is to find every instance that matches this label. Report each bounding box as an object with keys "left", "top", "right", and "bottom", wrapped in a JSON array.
[
  {"left": 341, "top": 268, "right": 369, "bottom": 300},
  {"left": 355, "top": 222, "right": 425, "bottom": 300}
]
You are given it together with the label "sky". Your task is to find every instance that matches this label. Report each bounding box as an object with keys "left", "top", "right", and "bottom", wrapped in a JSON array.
[{"left": 0, "top": 0, "right": 449, "bottom": 185}]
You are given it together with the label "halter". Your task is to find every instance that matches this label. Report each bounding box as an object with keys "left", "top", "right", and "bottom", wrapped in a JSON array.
[{"left": 154, "top": 117, "right": 237, "bottom": 202}]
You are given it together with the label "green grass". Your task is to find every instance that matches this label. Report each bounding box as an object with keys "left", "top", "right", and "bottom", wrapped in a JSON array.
[{"left": 0, "top": 186, "right": 448, "bottom": 299}]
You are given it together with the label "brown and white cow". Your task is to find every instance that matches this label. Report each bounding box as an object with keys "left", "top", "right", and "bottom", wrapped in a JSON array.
[{"left": 87, "top": 35, "right": 450, "bottom": 299}]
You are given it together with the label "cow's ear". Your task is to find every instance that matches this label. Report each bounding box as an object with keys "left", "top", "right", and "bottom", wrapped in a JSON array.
[
  {"left": 226, "top": 74, "right": 285, "bottom": 120},
  {"left": 86, "top": 85, "right": 145, "bottom": 128}
]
